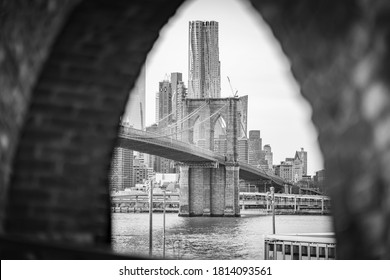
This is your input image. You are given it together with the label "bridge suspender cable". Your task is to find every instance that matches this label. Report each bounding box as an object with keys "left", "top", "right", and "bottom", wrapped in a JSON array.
[
  {"left": 155, "top": 101, "right": 209, "bottom": 135},
  {"left": 144, "top": 100, "right": 213, "bottom": 137},
  {"left": 145, "top": 103, "right": 229, "bottom": 139},
  {"left": 156, "top": 99, "right": 208, "bottom": 127},
  {"left": 132, "top": 103, "right": 229, "bottom": 139}
]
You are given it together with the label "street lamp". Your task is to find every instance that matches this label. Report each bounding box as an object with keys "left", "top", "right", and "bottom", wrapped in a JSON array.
[
  {"left": 270, "top": 186, "right": 276, "bottom": 234},
  {"left": 160, "top": 185, "right": 167, "bottom": 259},
  {"left": 149, "top": 178, "right": 154, "bottom": 257}
]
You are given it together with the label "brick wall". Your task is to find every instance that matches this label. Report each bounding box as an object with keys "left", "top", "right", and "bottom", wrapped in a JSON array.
[
  {"left": 178, "top": 165, "right": 189, "bottom": 216},
  {"left": 249, "top": 0, "right": 390, "bottom": 259},
  {"left": 2, "top": 0, "right": 184, "bottom": 246},
  {"left": 211, "top": 167, "right": 225, "bottom": 216},
  {"left": 202, "top": 168, "right": 211, "bottom": 215},
  {"left": 189, "top": 168, "right": 204, "bottom": 216},
  {"left": 0, "top": 0, "right": 80, "bottom": 234},
  {"left": 1, "top": 0, "right": 390, "bottom": 258}
]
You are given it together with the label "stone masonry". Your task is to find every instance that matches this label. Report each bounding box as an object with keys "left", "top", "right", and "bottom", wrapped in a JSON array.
[
  {"left": 1, "top": 0, "right": 390, "bottom": 259},
  {"left": 178, "top": 98, "right": 241, "bottom": 217}
]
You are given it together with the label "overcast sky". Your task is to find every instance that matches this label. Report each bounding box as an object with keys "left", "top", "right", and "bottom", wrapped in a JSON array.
[{"left": 138, "top": 0, "right": 323, "bottom": 175}]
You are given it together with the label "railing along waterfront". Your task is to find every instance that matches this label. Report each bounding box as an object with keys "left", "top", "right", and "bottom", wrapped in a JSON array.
[
  {"left": 240, "top": 192, "right": 331, "bottom": 214},
  {"left": 264, "top": 233, "right": 336, "bottom": 260},
  {"left": 111, "top": 192, "right": 331, "bottom": 214}
]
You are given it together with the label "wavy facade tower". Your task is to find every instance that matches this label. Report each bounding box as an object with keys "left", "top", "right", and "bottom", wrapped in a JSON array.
[{"left": 188, "top": 20, "right": 221, "bottom": 98}]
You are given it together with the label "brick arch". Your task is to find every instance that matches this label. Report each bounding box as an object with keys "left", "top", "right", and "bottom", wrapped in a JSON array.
[
  {"left": 3, "top": 0, "right": 185, "bottom": 246},
  {"left": 247, "top": 0, "right": 390, "bottom": 259},
  {"left": 2, "top": 0, "right": 390, "bottom": 259}
]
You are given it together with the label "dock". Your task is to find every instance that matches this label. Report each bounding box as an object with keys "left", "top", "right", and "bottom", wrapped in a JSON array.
[{"left": 264, "top": 233, "right": 336, "bottom": 260}]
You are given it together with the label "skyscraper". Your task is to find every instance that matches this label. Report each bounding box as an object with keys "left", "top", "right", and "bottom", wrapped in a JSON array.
[
  {"left": 188, "top": 20, "right": 221, "bottom": 98},
  {"left": 248, "top": 130, "right": 262, "bottom": 166},
  {"left": 157, "top": 79, "right": 172, "bottom": 127},
  {"left": 292, "top": 153, "right": 304, "bottom": 183},
  {"left": 123, "top": 65, "right": 145, "bottom": 130},
  {"left": 175, "top": 81, "right": 187, "bottom": 136},
  {"left": 263, "top": 144, "right": 273, "bottom": 170},
  {"left": 238, "top": 95, "right": 248, "bottom": 138},
  {"left": 171, "top": 72, "right": 182, "bottom": 122},
  {"left": 238, "top": 137, "right": 249, "bottom": 163},
  {"left": 297, "top": 147, "right": 308, "bottom": 175},
  {"left": 109, "top": 147, "right": 133, "bottom": 191}
]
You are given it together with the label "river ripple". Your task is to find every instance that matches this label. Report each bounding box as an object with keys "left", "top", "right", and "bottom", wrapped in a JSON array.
[{"left": 112, "top": 212, "right": 333, "bottom": 259}]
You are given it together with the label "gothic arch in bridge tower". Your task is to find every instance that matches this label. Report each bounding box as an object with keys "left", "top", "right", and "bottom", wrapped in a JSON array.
[
  {"left": 1, "top": 0, "right": 390, "bottom": 259},
  {"left": 211, "top": 114, "right": 227, "bottom": 154},
  {"left": 182, "top": 98, "right": 245, "bottom": 158}
]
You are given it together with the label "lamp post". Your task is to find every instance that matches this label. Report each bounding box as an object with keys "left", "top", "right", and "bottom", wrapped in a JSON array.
[
  {"left": 160, "top": 185, "right": 167, "bottom": 259},
  {"left": 149, "top": 178, "right": 154, "bottom": 257},
  {"left": 270, "top": 186, "right": 276, "bottom": 234}
]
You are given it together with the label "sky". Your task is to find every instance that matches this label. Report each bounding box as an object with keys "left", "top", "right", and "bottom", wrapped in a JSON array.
[{"left": 130, "top": 0, "right": 324, "bottom": 176}]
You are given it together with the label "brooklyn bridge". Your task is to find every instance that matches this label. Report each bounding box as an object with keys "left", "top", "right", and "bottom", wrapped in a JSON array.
[{"left": 116, "top": 96, "right": 290, "bottom": 217}]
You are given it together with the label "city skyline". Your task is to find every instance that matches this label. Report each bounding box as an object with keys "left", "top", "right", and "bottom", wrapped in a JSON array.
[{"left": 128, "top": 0, "right": 323, "bottom": 175}]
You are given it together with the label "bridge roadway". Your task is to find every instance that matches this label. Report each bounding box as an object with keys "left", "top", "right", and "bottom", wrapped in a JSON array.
[{"left": 117, "top": 126, "right": 286, "bottom": 186}]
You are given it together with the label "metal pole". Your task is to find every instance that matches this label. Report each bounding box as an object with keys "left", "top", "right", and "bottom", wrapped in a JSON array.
[
  {"left": 294, "top": 196, "right": 297, "bottom": 213},
  {"left": 163, "top": 190, "right": 166, "bottom": 259},
  {"left": 149, "top": 180, "right": 153, "bottom": 257},
  {"left": 271, "top": 187, "right": 275, "bottom": 234}
]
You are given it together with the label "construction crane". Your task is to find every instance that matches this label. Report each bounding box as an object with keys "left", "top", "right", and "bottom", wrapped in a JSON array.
[
  {"left": 227, "top": 76, "right": 238, "bottom": 97},
  {"left": 227, "top": 76, "right": 246, "bottom": 138}
]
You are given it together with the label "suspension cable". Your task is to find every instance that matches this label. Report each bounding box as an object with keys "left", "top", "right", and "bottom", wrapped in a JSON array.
[{"left": 133, "top": 103, "right": 229, "bottom": 139}]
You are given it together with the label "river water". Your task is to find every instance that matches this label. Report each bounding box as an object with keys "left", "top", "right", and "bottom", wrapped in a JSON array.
[{"left": 112, "top": 212, "right": 333, "bottom": 259}]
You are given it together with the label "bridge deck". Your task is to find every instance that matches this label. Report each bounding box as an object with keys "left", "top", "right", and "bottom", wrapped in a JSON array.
[
  {"left": 118, "top": 127, "right": 223, "bottom": 163},
  {"left": 118, "top": 126, "right": 286, "bottom": 186}
]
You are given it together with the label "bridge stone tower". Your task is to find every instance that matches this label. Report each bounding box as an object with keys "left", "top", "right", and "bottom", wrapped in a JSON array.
[{"left": 178, "top": 97, "right": 246, "bottom": 216}]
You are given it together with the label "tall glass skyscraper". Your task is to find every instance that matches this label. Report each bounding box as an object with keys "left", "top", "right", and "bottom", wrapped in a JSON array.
[{"left": 188, "top": 20, "right": 221, "bottom": 98}]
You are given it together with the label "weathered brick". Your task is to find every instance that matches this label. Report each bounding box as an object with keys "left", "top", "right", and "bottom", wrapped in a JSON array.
[
  {"left": 1, "top": 0, "right": 186, "bottom": 248},
  {"left": 3, "top": 0, "right": 389, "bottom": 260},
  {"left": 211, "top": 167, "right": 225, "bottom": 216}
]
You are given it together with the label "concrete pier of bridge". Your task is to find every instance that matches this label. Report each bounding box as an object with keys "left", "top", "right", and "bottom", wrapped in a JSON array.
[
  {"left": 178, "top": 97, "right": 243, "bottom": 217},
  {"left": 178, "top": 163, "right": 240, "bottom": 217}
]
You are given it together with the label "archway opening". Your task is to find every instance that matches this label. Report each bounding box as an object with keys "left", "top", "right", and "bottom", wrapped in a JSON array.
[
  {"left": 212, "top": 114, "right": 227, "bottom": 155},
  {"left": 111, "top": 0, "right": 331, "bottom": 259}
]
